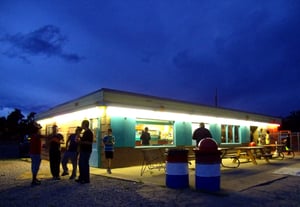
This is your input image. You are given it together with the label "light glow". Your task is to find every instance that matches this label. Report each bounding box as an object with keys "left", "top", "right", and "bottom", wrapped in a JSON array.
[
  {"left": 106, "top": 106, "right": 280, "bottom": 128},
  {"left": 38, "top": 107, "right": 105, "bottom": 126},
  {"left": 37, "top": 105, "right": 280, "bottom": 129}
]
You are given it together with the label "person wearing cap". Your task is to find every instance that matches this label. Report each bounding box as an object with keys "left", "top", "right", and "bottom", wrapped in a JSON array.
[
  {"left": 48, "top": 124, "right": 64, "bottom": 180},
  {"left": 61, "top": 126, "right": 82, "bottom": 179}
]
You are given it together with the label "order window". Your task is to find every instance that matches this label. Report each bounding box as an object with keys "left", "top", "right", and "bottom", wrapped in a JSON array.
[{"left": 135, "top": 119, "right": 174, "bottom": 146}]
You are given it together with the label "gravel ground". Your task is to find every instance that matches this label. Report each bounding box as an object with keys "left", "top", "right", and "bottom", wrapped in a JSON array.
[
  {"left": 1, "top": 143, "right": 300, "bottom": 207},
  {"left": 1, "top": 159, "right": 300, "bottom": 207}
]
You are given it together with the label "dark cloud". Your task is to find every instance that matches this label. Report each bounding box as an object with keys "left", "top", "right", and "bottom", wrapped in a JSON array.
[
  {"left": 0, "top": 25, "right": 84, "bottom": 63},
  {"left": 61, "top": 53, "right": 84, "bottom": 63}
]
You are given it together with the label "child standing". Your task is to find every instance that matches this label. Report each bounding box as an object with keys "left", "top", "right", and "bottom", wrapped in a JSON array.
[{"left": 102, "top": 128, "right": 115, "bottom": 174}]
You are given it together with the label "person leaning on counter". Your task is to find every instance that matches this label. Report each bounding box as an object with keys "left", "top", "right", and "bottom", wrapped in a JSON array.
[{"left": 140, "top": 127, "right": 151, "bottom": 146}]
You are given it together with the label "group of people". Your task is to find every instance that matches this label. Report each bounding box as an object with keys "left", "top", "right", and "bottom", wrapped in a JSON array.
[
  {"left": 29, "top": 120, "right": 115, "bottom": 186},
  {"left": 29, "top": 121, "right": 210, "bottom": 186}
]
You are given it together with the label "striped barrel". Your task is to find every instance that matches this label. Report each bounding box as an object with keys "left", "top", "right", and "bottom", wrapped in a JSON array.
[
  {"left": 166, "top": 149, "right": 189, "bottom": 189},
  {"left": 195, "top": 138, "right": 221, "bottom": 192}
]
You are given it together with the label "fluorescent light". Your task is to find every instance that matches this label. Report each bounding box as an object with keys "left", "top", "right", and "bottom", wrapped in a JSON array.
[
  {"left": 38, "top": 107, "right": 105, "bottom": 126},
  {"left": 38, "top": 105, "right": 279, "bottom": 129},
  {"left": 106, "top": 106, "right": 279, "bottom": 128}
]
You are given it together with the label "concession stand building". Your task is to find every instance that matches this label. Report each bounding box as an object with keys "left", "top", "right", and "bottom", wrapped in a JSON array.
[{"left": 36, "top": 88, "right": 281, "bottom": 168}]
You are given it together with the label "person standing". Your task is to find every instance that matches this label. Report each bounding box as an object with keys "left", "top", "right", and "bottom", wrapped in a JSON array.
[
  {"left": 61, "top": 126, "right": 82, "bottom": 179},
  {"left": 284, "top": 134, "right": 291, "bottom": 151},
  {"left": 140, "top": 127, "right": 151, "bottom": 146},
  {"left": 49, "top": 125, "right": 64, "bottom": 180},
  {"left": 102, "top": 128, "right": 115, "bottom": 174},
  {"left": 192, "top": 122, "right": 212, "bottom": 147},
  {"left": 258, "top": 128, "right": 264, "bottom": 145},
  {"left": 76, "top": 120, "right": 93, "bottom": 184},
  {"left": 265, "top": 130, "right": 270, "bottom": 145},
  {"left": 29, "top": 122, "right": 43, "bottom": 186}
]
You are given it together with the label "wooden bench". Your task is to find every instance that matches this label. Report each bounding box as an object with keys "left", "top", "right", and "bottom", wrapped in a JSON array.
[
  {"left": 187, "top": 148, "right": 240, "bottom": 168},
  {"left": 261, "top": 153, "right": 273, "bottom": 159},
  {"left": 221, "top": 153, "right": 240, "bottom": 168}
]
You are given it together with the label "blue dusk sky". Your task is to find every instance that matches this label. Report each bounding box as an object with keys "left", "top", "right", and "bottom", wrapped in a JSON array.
[{"left": 0, "top": 0, "right": 300, "bottom": 118}]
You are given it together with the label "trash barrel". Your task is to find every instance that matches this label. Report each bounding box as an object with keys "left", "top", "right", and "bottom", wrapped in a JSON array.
[
  {"left": 194, "top": 138, "right": 221, "bottom": 191},
  {"left": 165, "top": 148, "right": 189, "bottom": 189}
]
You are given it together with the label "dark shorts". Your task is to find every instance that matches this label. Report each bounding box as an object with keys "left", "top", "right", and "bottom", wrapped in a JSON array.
[{"left": 105, "top": 151, "right": 114, "bottom": 159}]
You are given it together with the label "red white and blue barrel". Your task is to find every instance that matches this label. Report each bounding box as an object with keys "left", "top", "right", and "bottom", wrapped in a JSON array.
[
  {"left": 166, "top": 149, "right": 189, "bottom": 189},
  {"left": 195, "top": 138, "right": 221, "bottom": 191}
]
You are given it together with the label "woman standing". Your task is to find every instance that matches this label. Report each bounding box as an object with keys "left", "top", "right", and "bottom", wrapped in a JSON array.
[{"left": 29, "top": 122, "right": 43, "bottom": 186}]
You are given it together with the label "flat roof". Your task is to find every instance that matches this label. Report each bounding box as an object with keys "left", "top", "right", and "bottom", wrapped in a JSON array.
[{"left": 36, "top": 88, "right": 281, "bottom": 124}]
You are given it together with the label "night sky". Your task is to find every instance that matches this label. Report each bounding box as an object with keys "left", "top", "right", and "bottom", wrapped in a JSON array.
[{"left": 1, "top": 0, "right": 300, "bottom": 118}]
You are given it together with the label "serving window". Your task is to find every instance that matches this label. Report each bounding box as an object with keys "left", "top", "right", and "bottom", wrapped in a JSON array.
[{"left": 135, "top": 119, "right": 174, "bottom": 146}]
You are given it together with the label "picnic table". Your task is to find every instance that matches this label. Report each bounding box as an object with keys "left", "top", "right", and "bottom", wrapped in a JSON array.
[
  {"left": 234, "top": 146, "right": 271, "bottom": 165},
  {"left": 263, "top": 144, "right": 285, "bottom": 153},
  {"left": 218, "top": 147, "right": 240, "bottom": 168}
]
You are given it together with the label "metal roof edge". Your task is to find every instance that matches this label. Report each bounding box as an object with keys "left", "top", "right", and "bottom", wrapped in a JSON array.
[{"left": 35, "top": 88, "right": 281, "bottom": 124}]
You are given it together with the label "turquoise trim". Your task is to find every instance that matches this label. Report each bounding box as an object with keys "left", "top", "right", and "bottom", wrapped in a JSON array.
[
  {"left": 111, "top": 117, "right": 136, "bottom": 147},
  {"left": 240, "top": 126, "right": 250, "bottom": 144},
  {"left": 174, "top": 121, "right": 192, "bottom": 146},
  {"left": 89, "top": 118, "right": 101, "bottom": 167},
  {"left": 209, "top": 124, "right": 221, "bottom": 143}
]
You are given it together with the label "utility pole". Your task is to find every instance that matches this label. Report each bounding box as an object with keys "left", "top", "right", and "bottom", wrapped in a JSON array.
[{"left": 215, "top": 88, "right": 218, "bottom": 107}]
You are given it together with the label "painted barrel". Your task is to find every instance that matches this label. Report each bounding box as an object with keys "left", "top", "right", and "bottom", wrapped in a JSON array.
[
  {"left": 166, "top": 149, "right": 189, "bottom": 188},
  {"left": 194, "top": 138, "right": 221, "bottom": 191}
]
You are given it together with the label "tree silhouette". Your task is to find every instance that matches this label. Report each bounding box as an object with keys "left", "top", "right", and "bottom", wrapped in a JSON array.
[
  {"left": 5, "top": 109, "right": 24, "bottom": 141},
  {"left": 0, "top": 109, "right": 37, "bottom": 142},
  {"left": 281, "top": 110, "right": 300, "bottom": 132},
  {"left": 0, "top": 117, "right": 7, "bottom": 140}
]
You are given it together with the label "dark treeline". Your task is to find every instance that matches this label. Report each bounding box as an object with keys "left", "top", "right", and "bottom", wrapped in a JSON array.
[
  {"left": 0, "top": 109, "right": 37, "bottom": 142},
  {"left": 280, "top": 110, "right": 300, "bottom": 132},
  {"left": 0, "top": 108, "right": 299, "bottom": 142}
]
